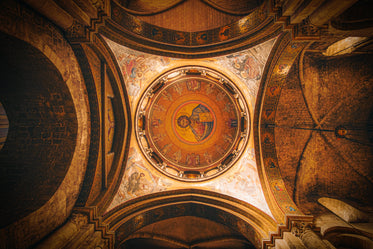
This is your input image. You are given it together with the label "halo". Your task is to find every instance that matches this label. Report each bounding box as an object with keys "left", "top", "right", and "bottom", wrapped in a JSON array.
[{"left": 175, "top": 111, "right": 190, "bottom": 129}]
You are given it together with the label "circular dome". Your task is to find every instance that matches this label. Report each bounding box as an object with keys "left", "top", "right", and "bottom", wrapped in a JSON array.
[{"left": 135, "top": 66, "right": 249, "bottom": 181}]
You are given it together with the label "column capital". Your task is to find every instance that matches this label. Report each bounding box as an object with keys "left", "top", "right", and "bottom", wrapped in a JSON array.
[{"left": 291, "top": 220, "right": 314, "bottom": 237}]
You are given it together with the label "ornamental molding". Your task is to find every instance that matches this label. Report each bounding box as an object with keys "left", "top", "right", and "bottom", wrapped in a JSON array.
[
  {"left": 73, "top": 207, "right": 115, "bottom": 248},
  {"left": 135, "top": 66, "right": 250, "bottom": 181},
  {"left": 262, "top": 215, "right": 314, "bottom": 248}
]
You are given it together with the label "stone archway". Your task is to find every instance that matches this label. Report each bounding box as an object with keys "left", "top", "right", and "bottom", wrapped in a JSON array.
[
  {"left": 0, "top": 2, "right": 90, "bottom": 247},
  {"left": 104, "top": 189, "right": 277, "bottom": 249}
]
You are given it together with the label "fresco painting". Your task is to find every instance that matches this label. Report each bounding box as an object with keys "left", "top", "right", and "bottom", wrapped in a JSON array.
[
  {"left": 201, "top": 147, "right": 272, "bottom": 216},
  {"left": 146, "top": 77, "right": 241, "bottom": 172},
  {"left": 105, "top": 36, "right": 277, "bottom": 217},
  {"left": 107, "top": 147, "right": 170, "bottom": 210},
  {"left": 108, "top": 145, "right": 272, "bottom": 216},
  {"left": 174, "top": 102, "right": 215, "bottom": 144},
  {"left": 104, "top": 38, "right": 171, "bottom": 105},
  {"left": 105, "top": 37, "right": 276, "bottom": 109},
  {"left": 213, "top": 38, "right": 276, "bottom": 102}
]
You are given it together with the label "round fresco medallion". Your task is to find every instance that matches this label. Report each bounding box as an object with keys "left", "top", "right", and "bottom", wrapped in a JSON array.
[
  {"left": 136, "top": 66, "right": 250, "bottom": 181},
  {"left": 173, "top": 101, "right": 216, "bottom": 144}
]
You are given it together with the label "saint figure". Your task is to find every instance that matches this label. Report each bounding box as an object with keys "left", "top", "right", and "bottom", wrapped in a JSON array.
[{"left": 177, "top": 104, "right": 214, "bottom": 141}]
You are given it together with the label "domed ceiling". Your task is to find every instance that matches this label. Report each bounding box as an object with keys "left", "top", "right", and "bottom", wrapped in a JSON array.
[
  {"left": 136, "top": 66, "right": 249, "bottom": 181},
  {"left": 116, "top": 0, "right": 263, "bottom": 32},
  {"left": 104, "top": 36, "right": 276, "bottom": 216},
  {"left": 119, "top": 0, "right": 262, "bottom": 16}
]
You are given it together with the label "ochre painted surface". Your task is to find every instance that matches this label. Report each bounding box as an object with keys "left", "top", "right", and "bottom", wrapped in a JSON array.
[
  {"left": 136, "top": 66, "right": 249, "bottom": 181},
  {"left": 111, "top": 0, "right": 268, "bottom": 46},
  {"left": 0, "top": 2, "right": 90, "bottom": 248},
  {"left": 258, "top": 37, "right": 307, "bottom": 218},
  {"left": 147, "top": 79, "right": 239, "bottom": 171},
  {"left": 105, "top": 37, "right": 276, "bottom": 216},
  {"left": 276, "top": 51, "right": 373, "bottom": 214}
]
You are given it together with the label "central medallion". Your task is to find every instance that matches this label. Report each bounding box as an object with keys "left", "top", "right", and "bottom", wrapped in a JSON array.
[
  {"left": 136, "top": 66, "right": 249, "bottom": 181},
  {"left": 173, "top": 101, "right": 216, "bottom": 144}
]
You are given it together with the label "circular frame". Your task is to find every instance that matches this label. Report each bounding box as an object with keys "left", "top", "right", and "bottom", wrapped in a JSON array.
[{"left": 135, "top": 66, "right": 250, "bottom": 181}]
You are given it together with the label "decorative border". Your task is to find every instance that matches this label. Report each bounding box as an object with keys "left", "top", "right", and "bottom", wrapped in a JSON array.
[
  {"left": 262, "top": 215, "right": 314, "bottom": 248},
  {"left": 254, "top": 33, "right": 309, "bottom": 222},
  {"left": 135, "top": 66, "right": 250, "bottom": 182},
  {"left": 110, "top": 0, "right": 268, "bottom": 47},
  {"left": 103, "top": 189, "right": 277, "bottom": 249},
  {"left": 74, "top": 207, "right": 115, "bottom": 248},
  {"left": 96, "top": 0, "right": 284, "bottom": 58}
]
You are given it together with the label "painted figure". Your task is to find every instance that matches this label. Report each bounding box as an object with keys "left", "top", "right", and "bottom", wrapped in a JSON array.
[
  {"left": 177, "top": 104, "right": 214, "bottom": 141},
  {"left": 186, "top": 79, "right": 201, "bottom": 91},
  {"left": 126, "top": 172, "right": 145, "bottom": 194},
  {"left": 186, "top": 153, "right": 200, "bottom": 166}
]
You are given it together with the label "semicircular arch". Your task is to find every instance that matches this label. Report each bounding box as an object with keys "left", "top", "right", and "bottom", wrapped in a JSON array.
[
  {"left": 104, "top": 189, "right": 277, "bottom": 249},
  {"left": 0, "top": 3, "right": 90, "bottom": 247}
]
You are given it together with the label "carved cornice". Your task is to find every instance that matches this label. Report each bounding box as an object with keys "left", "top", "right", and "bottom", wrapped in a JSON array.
[
  {"left": 69, "top": 212, "right": 89, "bottom": 229},
  {"left": 262, "top": 215, "right": 314, "bottom": 248},
  {"left": 292, "top": 17, "right": 328, "bottom": 40},
  {"left": 66, "top": 9, "right": 108, "bottom": 43},
  {"left": 73, "top": 206, "right": 115, "bottom": 248},
  {"left": 90, "top": 0, "right": 106, "bottom": 12},
  {"left": 291, "top": 220, "right": 314, "bottom": 237},
  {"left": 66, "top": 19, "right": 89, "bottom": 42},
  {"left": 269, "top": 1, "right": 328, "bottom": 41}
]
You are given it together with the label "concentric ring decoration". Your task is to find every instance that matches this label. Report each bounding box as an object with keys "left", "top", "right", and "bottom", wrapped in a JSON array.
[{"left": 135, "top": 66, "right": 250, "bottom": 181}]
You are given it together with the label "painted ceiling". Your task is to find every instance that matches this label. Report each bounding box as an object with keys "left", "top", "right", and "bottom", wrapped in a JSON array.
[
  {"left": 104, "top": 36, "right": 277, "bottom": 217},
  {"left": 135, "top": 66, "right": 250, "bottom": 181},
  {"left": 119, "top": 0, "right": 262, "bottom": 15}
]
